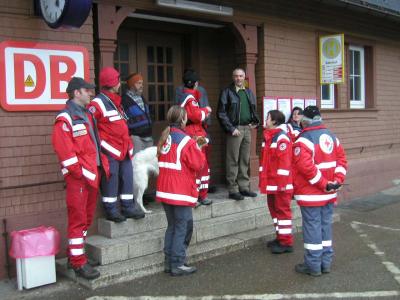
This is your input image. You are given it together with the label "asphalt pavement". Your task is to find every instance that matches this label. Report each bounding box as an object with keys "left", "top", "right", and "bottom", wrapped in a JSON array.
[{"left": 2, "top": 185, "right": 400, "bottom": 300}]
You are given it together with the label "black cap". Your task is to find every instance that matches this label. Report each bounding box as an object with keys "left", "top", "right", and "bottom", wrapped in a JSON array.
[
  {"left": 66, "top": 77, "right": 96, "bottom": 93},
  {"left": 303, "top": 105, "right": 321, "bottom": 119},
  {"left": 182, "top": 70, "right": 199, "bottom": 85}
]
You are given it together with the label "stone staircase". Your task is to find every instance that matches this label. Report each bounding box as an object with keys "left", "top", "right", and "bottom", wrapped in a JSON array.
[{"left": 56, "top": 189, "right": 304, "bottom": 289}]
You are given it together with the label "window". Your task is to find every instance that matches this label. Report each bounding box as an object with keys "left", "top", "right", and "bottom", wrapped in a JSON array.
[
  {"left": 349, "top": 46, "right": 365, "bottom": 108},
  {"left": 146, "top": 45, "right": 175, "bottom": 121},
  {"left": 321, "top": 84, "right": 335, "bottom": 109},
  {"left": 114, "top": 42, "right": 130, "bottom": 94}
]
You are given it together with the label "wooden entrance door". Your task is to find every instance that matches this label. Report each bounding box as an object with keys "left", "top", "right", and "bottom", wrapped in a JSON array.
[
  {"left": 114, "top": 31, "right": 183, "bottom": 141},
  {"left": 137, "top": 32, "right": 182, "bottom": 140}
]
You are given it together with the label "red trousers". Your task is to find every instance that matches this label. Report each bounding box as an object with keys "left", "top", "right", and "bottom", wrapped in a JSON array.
[
  {"left": 267, "top": 192, "right": 293, "bottom": 246},
  {"left": 197, "top": 144, "right": 210, "bottom": 200},
  {"left": 65, "top": 176, "right": 98, "bottom": 268}
]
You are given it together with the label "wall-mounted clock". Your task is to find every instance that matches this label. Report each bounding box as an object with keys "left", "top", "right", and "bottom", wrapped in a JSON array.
[{"left": 35, "top": 0, "right": 93, "bottom": 29}]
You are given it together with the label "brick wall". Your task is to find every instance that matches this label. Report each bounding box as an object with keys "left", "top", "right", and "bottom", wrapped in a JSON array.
[
  {"left": 256, "top": 20, "right": 400, "bottom": 201},
  {"left": 0, "top": 2, "right": 94, "bottom": 278}
]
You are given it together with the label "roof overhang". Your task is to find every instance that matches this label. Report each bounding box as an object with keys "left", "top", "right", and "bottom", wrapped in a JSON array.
[{"left": 335, "top": 0, "right": 400, "bottom": 18}]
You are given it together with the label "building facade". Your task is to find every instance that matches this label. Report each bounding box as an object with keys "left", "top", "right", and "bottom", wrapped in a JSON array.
[{"left": 0, "top": 0, "right": 400, "bottom": 279}]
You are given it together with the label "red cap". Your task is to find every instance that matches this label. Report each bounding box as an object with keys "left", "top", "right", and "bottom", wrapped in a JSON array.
[{"left": 99, "top": 67, "right": 120, "bottom": 88}]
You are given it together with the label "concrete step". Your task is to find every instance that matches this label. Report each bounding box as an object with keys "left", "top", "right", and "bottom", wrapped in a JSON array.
[
  {"left": 87, "top": 205, "right": 282, "bottom": 266},
  {"left": 57, "top": 201, "right": 340, "bottom": 290},
  {"left": 98, "top": 195, "right": 268, "bottom": 238},
  {"left": 57, "top": 223, "right": 296, "bottom": 290},
  {"left": 88, "top": 201, "right": 302, "bottom": 266},
  {"left": 195, "top": 209, "right": 263, "bottom": 242}
]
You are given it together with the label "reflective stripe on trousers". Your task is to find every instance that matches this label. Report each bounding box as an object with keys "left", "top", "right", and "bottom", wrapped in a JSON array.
[{"left": 300, "top": 202, "right": 334, "bottom": 273}]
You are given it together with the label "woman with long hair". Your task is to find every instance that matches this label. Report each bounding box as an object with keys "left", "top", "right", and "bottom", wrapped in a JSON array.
[
  {"left": 156, "top": 105, "right": 207, "bottom": 276},
  {"left": 286, "top": 106, "right": 303, "bottom": 140}
]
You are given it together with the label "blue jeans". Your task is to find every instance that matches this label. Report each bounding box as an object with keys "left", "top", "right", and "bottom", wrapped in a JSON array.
[
  {"left": 101, "top": 154, "right": 133, "bottom": 202},
  {"left": 300, "top": 203, "right": 334, "bottom": 272},
  {"left": 162, "top": 203, "right": 193, "bottom": 269}
]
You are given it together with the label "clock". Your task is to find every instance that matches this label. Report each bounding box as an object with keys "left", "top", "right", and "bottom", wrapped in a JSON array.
[{"left": 35, "top": 0, "right": 93, "bottom": 29}]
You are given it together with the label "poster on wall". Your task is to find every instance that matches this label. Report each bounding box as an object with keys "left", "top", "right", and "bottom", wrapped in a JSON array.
[
  {"left": 262, "top": 97, "right": 318, "bottom": 127},
  {"left": 305, "top": 99, "right": 317, "bottom": 107},
  {"left": 292, "top": 98, "right": 305, "bottom": 110},
  {"left": 277, "top": 98, "right": 291, "bottom": 122},
  {"left": 319, "top": 34, "right": 345, "bottom": 84},
  {"left": 0, "top": 41, "right": 90, "bottom": 111},
  {"left": 262, "top": 97, "right": 277, "bottom": 127}
]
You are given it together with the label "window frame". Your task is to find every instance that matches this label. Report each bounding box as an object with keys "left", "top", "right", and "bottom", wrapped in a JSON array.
[
  {"left": 349, "top": 45, "right": 366, "bottom": 109},
  {"left": 320, "top": 83, "right": 335, "bottom": 109},
  {"left": 114, "top": 41, "right": 131, "bottom": 95}
]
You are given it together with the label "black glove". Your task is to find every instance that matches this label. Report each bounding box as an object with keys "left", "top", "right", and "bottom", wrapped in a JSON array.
[{"left": 326, "top": 182, "right": 342, "bottom": 192}]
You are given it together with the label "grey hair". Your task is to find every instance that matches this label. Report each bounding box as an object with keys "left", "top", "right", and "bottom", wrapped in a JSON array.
[
  {"left": 301, "top": 115, "right": 322, "bottom": 126},
  {"left": 232, "top": 68, "right": 246, "bottom": 75}
]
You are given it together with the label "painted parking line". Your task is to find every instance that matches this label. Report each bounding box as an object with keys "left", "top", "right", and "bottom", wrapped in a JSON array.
[
  {"left": 351, "top": 221, "right": 400, "bottom": 286},
  {"left": 352, "top": 221, "right": 400, "bottom": 232},
  {"left": 87, "top": 290, "right": 400, "bottom": 300}
]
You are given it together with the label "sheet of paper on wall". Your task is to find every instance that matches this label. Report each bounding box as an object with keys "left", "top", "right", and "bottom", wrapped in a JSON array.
[
  {"left": 263, "top": 97, "right": 277, "bottom": 127},
  {"left": 277, "top": 98, "right": 291, "bottom": 122},
  {"left": 292, "top": 98, "right": 305, "bottom": 110},
  {"left": 304, "top": 99, "right": 317, "bottom": 108}
]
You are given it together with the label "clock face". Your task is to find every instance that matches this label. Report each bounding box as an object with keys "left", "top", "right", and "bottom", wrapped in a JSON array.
[{"left": 40, "top": 0, "right": 66, "bottom": 24}]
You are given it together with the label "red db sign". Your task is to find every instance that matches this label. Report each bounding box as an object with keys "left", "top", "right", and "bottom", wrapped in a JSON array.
[{"left": 0, "top": 41, "right": 90, "bottom": 111}]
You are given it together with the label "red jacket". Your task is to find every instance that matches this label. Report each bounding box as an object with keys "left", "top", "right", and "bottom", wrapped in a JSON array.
[
  {"left": 88, "top": 91, "right": 133, "bottom": 161},
  {"left": 292, "top": 123, "right": 347, "bottom": 207},
  {"left": 52, "top": 100, "right": 109, "bottom": 188},
  {"left": 285, "top": 123, "right": 301, "bottom": 141},
  {"left": 156, "top": 127, "right": 206, "bottom": 207},
  {"left": 276, "top": 123, "right": 301, "bottom": 142},
  {"left": 259, "top": 128, "right": 293, "bottom": 194},
  {"left": 180, "top": 88, "right": 210, "bottom": 138}
]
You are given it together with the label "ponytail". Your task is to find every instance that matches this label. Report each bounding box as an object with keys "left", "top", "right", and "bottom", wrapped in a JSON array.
[
  {"left": 157, "top": 126, "right": 171, "bottom": 157},
  {"left": 157, "top": 105, "right": 187, "bottom": 157}
]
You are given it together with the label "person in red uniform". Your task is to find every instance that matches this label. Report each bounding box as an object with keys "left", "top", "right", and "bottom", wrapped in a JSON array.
[
  {"left": 88, "top": 67, "right": 144, "bottom": 222},
  {"left": 178, "top": 70, "right": 212, "bottom": 206},
  {"left": 292, "top": 106, "right": 347, "bottom": 276},
  {"left": 52, "top": 77, "right": 108, "bottom": 280},
  {"left": 259, "top": 110, "right": 294, "bottom": 254},
  {"left": 156, "top": 105, "right": 207, "bottom": 276}
]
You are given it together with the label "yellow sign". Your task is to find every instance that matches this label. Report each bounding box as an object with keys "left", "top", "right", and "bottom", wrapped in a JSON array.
[
  {"left": 24, "top": 75, "right": 35, "bottom": 87},
  {"left": 319, "top": 34, "right": 345, "bottom": 84}
]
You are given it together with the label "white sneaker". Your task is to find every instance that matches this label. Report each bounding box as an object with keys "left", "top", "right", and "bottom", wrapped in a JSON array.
[{"left": 171, "top": 264, "right": 197, "bottom": 276}]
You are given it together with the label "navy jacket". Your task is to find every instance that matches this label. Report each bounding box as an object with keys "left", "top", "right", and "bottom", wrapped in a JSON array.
[{"left": 121, "top": 91, "right": 152, "bottom": 138}]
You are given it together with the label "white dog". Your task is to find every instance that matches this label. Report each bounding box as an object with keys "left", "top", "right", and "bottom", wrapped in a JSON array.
[{"left": 132, "top": 146, "right": 159, "bottom": 214}]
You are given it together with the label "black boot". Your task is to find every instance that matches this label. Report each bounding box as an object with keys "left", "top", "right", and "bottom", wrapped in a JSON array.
[
  {"left": 271, "top": 243, "right": 293, "bottom": 254},
  {"left": 322, "top": 265, "right": 331, "bottom": 274},
  {"left": 240, "top": 190, "right": 258, "bottom": 197},
  {"left": 73, "top": 263, "right": 100, "bottom": 280},
  {"left": 198, "top": 198, "right": 213, "bottom": 205},
  {"left": 266, "top": 238, "right": 279, "bottom": 248},
  {"left": 229, "top": 192, "right": 244, "bottom": 201},
  {"left": 87, "top": 258, "right": 99, "bottom": 267},
  {"left": 121, "top": 200, "right": 145, "bottom": 219},
  {"left": 103, "top": 202, "right": 126, "bottom": 223},
  {"left": 295, "top": 263, "right": 322, "bottom": 277}
]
